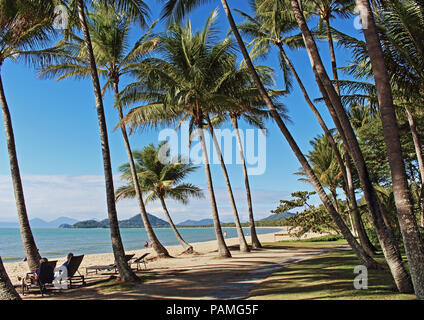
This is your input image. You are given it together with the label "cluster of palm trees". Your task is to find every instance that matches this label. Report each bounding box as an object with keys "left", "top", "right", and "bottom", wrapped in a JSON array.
[{"left": 1, "top": 0, "right": 424, "bottom": 300}]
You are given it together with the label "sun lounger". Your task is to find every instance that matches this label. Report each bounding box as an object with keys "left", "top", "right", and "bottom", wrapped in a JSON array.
[
  {"left": 66, "top": 254, "right": 86, "bottom": 288},
  {"left": 21, "top": 260, "right": 57, "bottom": 296},
  {"left": 51, "top": 254, "right": 86, "bottom": 290},
  {"left": 85, "top": 254, "right": 135, "bottom": 275},
  {"left": 130, "top": 253, "right": 150, "bottom": 271}
]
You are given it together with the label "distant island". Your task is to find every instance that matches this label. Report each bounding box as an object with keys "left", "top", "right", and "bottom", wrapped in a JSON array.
[
  {"left": 61, "top": 213, "right": 170, "bottom": 229},
  {"left": 0, "top": 212, "right": 295, "bottom": 229},
  {"left": 60, "top": 211, "right": 295, "bottom": 228}
]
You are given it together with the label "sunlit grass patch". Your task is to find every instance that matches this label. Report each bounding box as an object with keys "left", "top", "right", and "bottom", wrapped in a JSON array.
[{"left": 248, "top": 247, "right": 416, "bottom": 300}]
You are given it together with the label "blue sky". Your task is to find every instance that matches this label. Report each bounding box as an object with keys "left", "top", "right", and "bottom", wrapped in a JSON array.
[{"left": 0, "top": 1, "right": 362, "bottom": 224}]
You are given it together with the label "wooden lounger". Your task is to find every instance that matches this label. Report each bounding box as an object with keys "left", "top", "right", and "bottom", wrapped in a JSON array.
[{"left": 85, "top": 254, "right": 135, "bottom": 275}]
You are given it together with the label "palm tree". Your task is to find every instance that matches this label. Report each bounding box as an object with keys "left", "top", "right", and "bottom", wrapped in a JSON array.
[
  {"left": 235, "top": 0, "right": 374, "bottom": 254},
  {"left": 58, "top": 0, "right": 151, "bottom": 281},
  {"left": 306, "top": 135, "right": 344, "bottom": 210},
  {"left": 289, "top": 0, "right": 413, "bottom": 293},
  {"left": 208, "top": 59, "right": 287, "bottom": 250},
  {"left": 231, "top": 114, "right": 262, "bottom": 248},
  {"left": 202, "top": 60, "right": 283, "bottom": 253},
  {"left": 40, "top": 2, "right": 171, "bottom": 258},
  {"left": 159, "top": 0, "right": 381, "bottom": 269},
  {"left": 405, "top": 106, "right": 424, "bottom": 228},
  {"left": 339, "top": 1, "right": 424, "bottom": 232},
  {"left": 205, "top": 114, "right": 250, "bottom": 252},
  {"left": 299, "top": 134, "right": 359, "bottom": 233},
  {"left": 120, "top": 11, "right": 233, "bottom": 258},
  {"left": 0, "top": 0, "right": 59, "bottom": 272},
  {"left": 116, "top": 143, "right": 204, "bottom": 253},
  {"left": 354, "top": 0, "right": 424, "bottom": 299},
  {"left": 0, "top": 257, "right": 20, "bottom": 300},
  {"left": 307, "top": 0, "right": 355, "bottom": 94},
  {"left": 303, "top": 0, "right": 374, "bottom": 251}
]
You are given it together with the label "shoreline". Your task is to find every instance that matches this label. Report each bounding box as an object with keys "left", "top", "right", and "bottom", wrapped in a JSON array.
[
  {"left": 1, "top": 226, "right": 285, "bottom": 263},
  {"left": 4, "top": 227, "right": 296, "bottom": 285}
]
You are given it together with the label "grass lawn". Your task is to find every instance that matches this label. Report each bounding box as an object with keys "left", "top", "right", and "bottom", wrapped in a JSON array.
[{"left": 248, "top": 240, "right": 416, "bottom": 300}]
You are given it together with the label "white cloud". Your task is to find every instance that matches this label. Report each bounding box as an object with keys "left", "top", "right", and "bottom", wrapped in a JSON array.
[{"left": 0, "top": 174, "right": 291, "bottom": 224}]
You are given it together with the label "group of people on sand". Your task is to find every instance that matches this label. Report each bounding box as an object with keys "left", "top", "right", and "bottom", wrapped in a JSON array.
[{"left": 144, "top": 241, "right": 153, "bottom": 248}]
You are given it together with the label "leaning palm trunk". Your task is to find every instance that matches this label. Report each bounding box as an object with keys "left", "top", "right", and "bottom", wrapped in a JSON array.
[
  {"left": 158, "top": 195, "right": 193, "bottom": 253},
  {"left": 345, "top": 150, "right": 376, "bottom": 255},
  {"left": 405, "top": 106, "right": 424, "bottom": 228},
  {"left": 290, "top": 0, "right": 413, "bottom": 293},
  {"left": 0, "top": 72, "right": 40, "bottom": 272},
  {"left": 220, "top": 0, "right": 380, "bottom": 269},
  {"left": 114, "top": 83, "right": 170, "bottom": 258},
  {"left": 76, "top": 0, "right": 138, "bottom": 282},
  {"left": 322, "top": 18, "right": 375, "bottom": 254},
  {"left": 197, "top": 124, "right": 231, "bottom": 258},
  {"left": 279, "top": 20, "right": 375, "bottom": 256},
  {"left": 324, "top": 17, "right": 340, "bottom": 95},
  {"left": 232, "top": 116, "right": 261, "bottom": 249},
  {"left": 355, "top": 0, "right": 424, "bottom": 299},
  {"left": 206, "top": 116, "right": 250, "bottom": 252},
  {"left": 0, "top": 257, "right": 20, "bottom": 300}
]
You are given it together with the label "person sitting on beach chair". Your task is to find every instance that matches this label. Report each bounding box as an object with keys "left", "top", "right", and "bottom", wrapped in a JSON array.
[
  {"left": 54, "top": 253, "right": 85, "bottom": 289},
  {"left": 21, "top": 258, "right": 56, "bottom": 296},
  {"left": 62, "top": 253, "right": 73, "bottom": 269}
]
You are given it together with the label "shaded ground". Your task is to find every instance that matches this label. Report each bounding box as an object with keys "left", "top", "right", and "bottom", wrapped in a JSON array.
[{"left": 20, "top": 243, "right": 346, "bottom": 300}]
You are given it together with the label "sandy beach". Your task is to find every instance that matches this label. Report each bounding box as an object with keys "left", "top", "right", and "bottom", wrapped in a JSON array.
[
  {"left": 5, "top": 228, "right": 285, "bottom": 284},
  {"left": 3, "top": 227, "right": 338, "bottom": 300}
]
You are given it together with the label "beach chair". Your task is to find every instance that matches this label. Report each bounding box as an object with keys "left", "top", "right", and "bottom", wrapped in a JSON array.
[
  {"left": 130, "top": 253, "right": 150, "bottom": 271},
  {"left": 21, "top": 260, "right": 57, "bottom": 296},
  {"left": 66, "top": 255, "right": 86, "bottom": 288},
  {"left": 85, "top": 254, "right": 135, "bottom": 275}
]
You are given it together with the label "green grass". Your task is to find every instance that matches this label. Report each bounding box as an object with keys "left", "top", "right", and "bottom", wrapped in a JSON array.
[{"left": 248, "top": 241, "right": 416, "bottom": 300}]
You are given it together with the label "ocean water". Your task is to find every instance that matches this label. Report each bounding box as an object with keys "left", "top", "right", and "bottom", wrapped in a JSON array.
[{"left": 0, "top": 227, "right": 284, "bottom": 263}]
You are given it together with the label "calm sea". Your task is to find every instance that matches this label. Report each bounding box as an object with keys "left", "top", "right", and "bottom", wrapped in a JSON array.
[{"left": 0, "top": 227, "right": 284, "bottom": 263}]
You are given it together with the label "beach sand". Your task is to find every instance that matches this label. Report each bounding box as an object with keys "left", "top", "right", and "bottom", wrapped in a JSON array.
[{"left": 5, "top": 228, "right": 336, "bottom": 299}]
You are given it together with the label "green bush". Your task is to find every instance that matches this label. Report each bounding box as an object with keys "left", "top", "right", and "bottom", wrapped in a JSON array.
[
  {"left": 366, "top": 225, "right": 424, "bottom": 248},
  {"left": 304, "top": 235, "right": 345, "bottom": 242}
]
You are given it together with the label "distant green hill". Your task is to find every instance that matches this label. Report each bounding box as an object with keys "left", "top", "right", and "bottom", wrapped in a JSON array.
[
  {"left": 65, "top": 213, "right": 170, "bottom": 229},
  {"left": 260, "top": 212, "right": 296, "bottom": 221},
  {"left": 119, "top": 214, "right": 169, "bottom": 228}
]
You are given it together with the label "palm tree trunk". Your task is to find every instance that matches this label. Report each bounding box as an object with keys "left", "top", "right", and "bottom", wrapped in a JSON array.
[
  {"left": 324, "top": 17, "right": 340, "bottom": 95},
  {"left": 355, "top": 0, "right": 424, "bottom": 299},
  {"left": 277, "top": 43, "right": 351, "bottom": 208},
  {"left": 323, "top": 19, "right": 375, "bottom": 254},
  {"left": 330, "top": 189, "right": 340, "bottom": 215},
  {"left": 197, "top": 124, "right": 231, "bottom": 258},
  {"left": 206, "top": 116, "right": 250, "bottom": 252},
  {"left": 345, "top": 150, "right": 377, "bottom": 255},
  {"left": 278, "top": 41, "right": 375, "bottom": 255},
  {"left": 114, "top": 82, "right": 170, "bottom": 258},
  {"left": 232, "top": 116, "right": 262, "bottom": 249},
  {"left": 0, "top": 257, "right": 20, "bottom": 300},
  {"left": 220, "top": 0, "right": 380, "bottom": 269},
  {"left": 158, "top": 195, "right": 193, "bottom": 253},
  {"left": 405, "top": 106, "right": 424, "bottom": 228},
  {"left": 290, "top": 0, "right": 413, "bottom": 293},
  {"left": 0, "top": 70, "right": 40, "bottom": 272},
  {"left": 76, "top": 0, "right": 138, "bottom": 282}
]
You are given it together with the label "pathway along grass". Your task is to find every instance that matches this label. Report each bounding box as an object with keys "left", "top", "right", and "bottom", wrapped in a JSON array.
[{"left": 248, "top": 239, "right": 416, "bottom": 300}]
